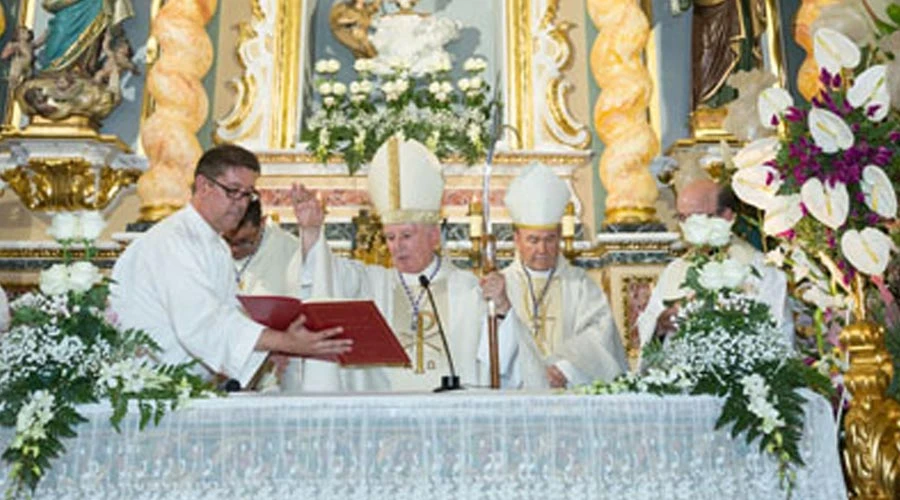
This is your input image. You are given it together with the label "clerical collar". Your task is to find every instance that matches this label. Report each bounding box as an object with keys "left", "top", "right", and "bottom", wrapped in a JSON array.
[
  {"left": 398, "top": 254, "right": 441, "bottom": 283},
  {"left": 234, "top": 226, "right": 266, "bottom": 287},
  {"left": 523, "top": 265, "right": 554, "bottom": 279}
]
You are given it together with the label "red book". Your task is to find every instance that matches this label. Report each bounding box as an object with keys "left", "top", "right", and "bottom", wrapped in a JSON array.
[{"left": 238, "top": 295, "right": 410, "bottom": 367}]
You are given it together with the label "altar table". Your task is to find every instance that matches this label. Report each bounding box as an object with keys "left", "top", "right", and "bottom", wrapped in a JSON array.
[{"left": 0, "top": 392, "right": 846, "bottom": 499}]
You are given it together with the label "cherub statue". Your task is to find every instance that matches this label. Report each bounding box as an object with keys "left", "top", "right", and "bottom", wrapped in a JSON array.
[
  {"left": 1, "top": 26, "right": 44, "bottom": 91},
  {"left": 93, "top": 29, "right": 140, "bottom": 91},
  {"left": 330, "top": 0, "right": 382, "bottom": 58}
]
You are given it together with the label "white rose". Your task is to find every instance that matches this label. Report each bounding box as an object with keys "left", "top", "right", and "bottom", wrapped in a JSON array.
[
  {"left": 318, "top": 82, "right": 333, "bottom": 95},
  {"left": 79, "top": 211, "right": 106, "bottom": 241},
  {"left": 458, "top": 78, "right": 470, "bottom": 91},
  {"left": 395, "top": 79, "right": 409, "bottom": 93},
  {"left": 435, "top": 92, "right": 448, "bottom": 102},
  {"left": 332, "top": 82, "right": 347, "bottom": 96},
  {"left": 40, "top": 264, "right": 70, "bottom": 296},
  {"left": 718, "top": 258, "right": 750, "bottom": 289},
  {"left": 326, "top": 59, "right": 340, "bottom": 73},
  {"left": 68, "top": 261, "right": 103, "bottom": 293},
  {"left": 440, "top": 81, "right": 452, "bottom": 94},
  {"left": 706, "top": 217, "right": 733, "bottom": 247},
  {"left": 47, "top": 212, "right": 80, "bottom": 241},
  {"left": 350, "top": 94, "right": 365, "bottom": 104},
  {"left": 350, "top": 81, "right": 361, "bottom": 94},
  {"left": 359, "top": 80, "right": 373, "bottom": 94},
  {"left": 354, "top": 58, "right": 373, "bottom": 73},
  {"left": 698, "top": 261, "right": 727, "bottom": 290},
  {"left": 429, "top": 81, "right": 441, "bottom": 94},
  {"left": 468, "top": 76, "right": 483, "bottom": 89},
  {"left": 314, "top": 60, "right": 328, "bottom": 73},
  {"left": 323, "top": 96, "right": 336, "bottom": 107}
]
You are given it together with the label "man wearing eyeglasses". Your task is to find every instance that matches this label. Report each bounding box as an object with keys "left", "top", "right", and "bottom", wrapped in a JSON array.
[{"left": 111, "top": 144, "right": 352, "bottom": 389}]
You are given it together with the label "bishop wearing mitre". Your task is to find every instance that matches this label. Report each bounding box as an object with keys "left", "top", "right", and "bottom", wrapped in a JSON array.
[{"left": 281, "top": 136, "right": 526, "bottom": 392}]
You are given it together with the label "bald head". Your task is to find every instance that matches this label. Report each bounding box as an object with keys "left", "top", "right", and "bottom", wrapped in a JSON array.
[{"left": 676, "top": 179, "right": 733, "bottom": 220}]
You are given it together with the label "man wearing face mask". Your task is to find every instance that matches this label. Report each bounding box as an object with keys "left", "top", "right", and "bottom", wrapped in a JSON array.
[
  {"left": 282, "top": 136, "right": 525, "bottom": 392},
  {"left": 636, "top": 178, "right": 793, "bottom": 348},
  {"left": 501, "top": 163, "right": 627, "bottom": 389}
]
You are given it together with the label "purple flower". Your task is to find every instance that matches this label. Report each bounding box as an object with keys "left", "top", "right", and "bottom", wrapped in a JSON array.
[
  {"left": 819, "top": 68, "right": 834, "bottom": 87},
  {"left": 832, "top": 73, "right": 842, "bottom": 88},
  {"left": 771, "top": 115, "right": 780, "bottom": 127},
  {"left": 867, "top": 104, "right": 882, "bottom": 118},
  {"left": 855, "top": 191, "right": 866, "bottom": 203},
  {"left": 765, "top": 171, "right": 775, "bottom": 186},
  {"left": 866, "top": 213, "right": 880, "bottom": 225},
  {"left": 785, "top": 107, "right": 805, "bottom": 122},
  {"left": 890, "top": 131, "right": 900, "bottom": 142},
  {"left": 800, "top": 202, "right": 809, "bottom": 216}
]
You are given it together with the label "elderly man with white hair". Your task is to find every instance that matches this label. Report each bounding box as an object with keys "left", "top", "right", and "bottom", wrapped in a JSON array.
[
  {"left": 282, "top": 136, "right": 526, "bottom": 392},
  {"left": 502, "top": 163, "right": 628, "bottom": 389}
]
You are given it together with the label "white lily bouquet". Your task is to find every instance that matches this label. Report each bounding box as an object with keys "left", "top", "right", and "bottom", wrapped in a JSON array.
[
  {"left": 0, "top": 212, "right": 214, "bottom": 497},
  {"left": 582, "top": 215, "right": 833, "bottom": 494},
  {"left": 301, "top": 55, "right": 497, "bottom": 173},
  {"left": 728, "top": 24, "right": 900, "bottom": 379}
]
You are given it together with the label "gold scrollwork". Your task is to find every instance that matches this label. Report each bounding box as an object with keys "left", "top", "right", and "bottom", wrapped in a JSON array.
[
  {"left": 0, "top": 158, "right": 141, "bottom": 211},
  {"left": 214, "top": 4, "right": 264, "bottom": 142},
  {"left": 840, "top": 320, "right": 900, "bottom": 499}
]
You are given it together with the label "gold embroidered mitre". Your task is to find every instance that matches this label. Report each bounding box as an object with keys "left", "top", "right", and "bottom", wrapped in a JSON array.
[
  {"left": 504, "top": 162, "right": 570, "bottom": 229},
  {"left": 368, "top": 136, "right": 445, "bottom": 224}
]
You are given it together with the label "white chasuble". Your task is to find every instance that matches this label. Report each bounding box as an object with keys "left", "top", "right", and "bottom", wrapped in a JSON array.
[
  {"left": 234, "top": 222, "right": 300, "bottom": 296},
  {"left": 280, "top": 233, "right": 522, "bottom": 392},
  {"left": 502, "top": 256, "right": 627, "bottom": 389}
]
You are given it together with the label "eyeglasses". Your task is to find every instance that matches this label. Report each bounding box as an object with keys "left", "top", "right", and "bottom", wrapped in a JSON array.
[{"left": 203, "top": 175, "right": 260, "bottom": 202}]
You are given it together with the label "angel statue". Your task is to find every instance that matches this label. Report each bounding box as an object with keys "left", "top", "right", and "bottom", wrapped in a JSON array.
[
  {"left": 330, "top": 0, "right": 383, "bottom": 59},
  {"left": 1, "top": 26, "right": 44, "bottom": 91}
]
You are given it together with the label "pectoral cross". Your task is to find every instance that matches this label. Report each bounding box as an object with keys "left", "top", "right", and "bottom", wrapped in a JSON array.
[
  {"left": 400, "top": 311, "right": 437, "bottom": 373},
  {"left": 530, "top": 309, "right": 556, "bottom": 357}
]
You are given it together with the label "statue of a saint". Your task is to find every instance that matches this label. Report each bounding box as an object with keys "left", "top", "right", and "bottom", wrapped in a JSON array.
[
  {"left": 330, "top": 0, "right": 382, "bottom": 59},
  {"left": 13, "top": 0, "right": 137, "bottom": 125},
  {"left": 38, "top": 0, "right": 134, "bottom": 74},
  {"left": 691, "top": 0, "right": 767, "bottom": 110}
]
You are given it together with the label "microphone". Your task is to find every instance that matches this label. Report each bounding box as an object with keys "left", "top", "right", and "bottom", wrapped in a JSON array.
[{"left": 418, "top": 274, "right": 462, "bottom": 392}]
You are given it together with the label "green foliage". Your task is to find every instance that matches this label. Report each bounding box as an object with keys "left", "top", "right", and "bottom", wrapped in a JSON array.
[{"left": 1, "top": 244, "right": 215, "bottom": 497}]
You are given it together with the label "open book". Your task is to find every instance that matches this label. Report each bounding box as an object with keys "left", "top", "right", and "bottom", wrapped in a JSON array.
[{"left": 238, "top": 295, "right": 410, "bottom": 367}]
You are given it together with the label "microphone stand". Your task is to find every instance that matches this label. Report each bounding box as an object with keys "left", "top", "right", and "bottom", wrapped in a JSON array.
[{"left": 419, "top": 275, "right": 462, "bottom": 392}]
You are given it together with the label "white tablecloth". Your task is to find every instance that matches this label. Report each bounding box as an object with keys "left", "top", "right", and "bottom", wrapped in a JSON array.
[{"left": 0, "top": 392, "right": 846, "bottom": 499}]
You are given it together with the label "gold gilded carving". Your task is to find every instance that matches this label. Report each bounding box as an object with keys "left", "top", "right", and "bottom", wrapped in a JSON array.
[
  {"left": 351, "top": 209, "right": 391, "bottom": 267},
  {"left": 272, "top": 0, "right": 302, "bottom": 149},
  {"left": 506, "top": 0, "right": 533, "bottom": 149},
  {"left": 0, "top": 158, "right": 140, "bottom": 211},
  {"left": 214, "top": 19, "right": 260, "bottom": 141},
  {"left": 840, "top": 320, "right": 900, "bottom": 499},
  {"left": 587, "top": 0, "right": 659, "bottom": 225},
  {"left": 539, "top": 0, "right": 590, "bottom": 149}
]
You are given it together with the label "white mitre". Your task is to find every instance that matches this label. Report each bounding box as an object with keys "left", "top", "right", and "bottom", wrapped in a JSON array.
[
  {"left": 368, "top": 136, "right": 445, "bottom": 224},
  {"left": 505, "top": 163, "right": 570, "bottom": 229}
]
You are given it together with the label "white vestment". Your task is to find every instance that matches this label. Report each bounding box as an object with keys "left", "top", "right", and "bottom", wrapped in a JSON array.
[
  {"left": 234, "top": 222, "right": 300, "bottom": 295},
  {"left": 637, "top": 238, "right": 794, "bottom": 348},
  {"left": 0, "top": 285, "right": 9, "bottom": 332},
  {"left": 110, "top": 205, "right": 267, "bottom": 387},
  {"left": 281, "top": 236, "right": 522, "bottom": 392},
  {"left": 502, "top": 255, "right": 627, "bottom": 388}
]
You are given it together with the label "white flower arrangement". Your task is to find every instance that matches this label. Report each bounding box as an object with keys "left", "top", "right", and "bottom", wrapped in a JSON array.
[
  {"left": 679, "top": 213, "right": 733, "bottom": 248},
  {"left": 302, "top": 55, "right": 497, "bottom": 173},
  {"left": 581, "top": 216, "right": 833, "bottom": 495},
  {"left": 1, "top": 213, "right": 214, "bottom": 496}
]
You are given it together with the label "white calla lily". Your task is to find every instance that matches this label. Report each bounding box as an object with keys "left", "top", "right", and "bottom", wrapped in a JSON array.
[
  {"left": 800, "top": 178, "right": 849, "bottom": 229},
  {"left": 861, "top": 165, "right": 898, "bottom": 218},
  {"left": 847, "top": 64, "right": 891, "bottom": 121},
  {"left": 732, "top": 165, "right": 782, "bottom": 209},
  {"left": 731, "top": 137, "right": 780, "bottom": 170},
  {"left": 763, "top": 194, "right": 803, "bottom": 236},
  {"left": 808, "top": 108, "right": 854, "bottom": 153},
  {"left": 757, "top": 87, "right": 794, "bottom": 128},
  {"left": 840, "top": 228, "right": 895, "bottom": 276},
  {"left": 813, "top": 27, "right": 861, "bottom": 75}
]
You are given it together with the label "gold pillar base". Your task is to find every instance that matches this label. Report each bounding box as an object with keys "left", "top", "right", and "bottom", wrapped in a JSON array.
[
  {"left": 690, "top": 107, "right": 734, "bottom": 140},
  {"left": 603, "top": 206, "right": 657, "bottom": 225},
  {"left": 0, "top": 159, "right": 140, "bottom": 212},
  {"left": 138, "top": 202, "right": 185, "bottom": 223}
]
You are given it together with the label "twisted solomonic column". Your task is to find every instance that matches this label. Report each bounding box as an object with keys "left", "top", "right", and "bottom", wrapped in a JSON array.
[
  {"left": 587, "top": 0, "right": 659, "bottom": 226},
  {"left": 138, "top": 0, "right": 218, "bottom": 222}
]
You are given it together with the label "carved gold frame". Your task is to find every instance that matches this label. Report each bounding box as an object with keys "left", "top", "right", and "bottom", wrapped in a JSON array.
[{"left": 216, "top": 0, "right": 589, "bottom": 152}]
